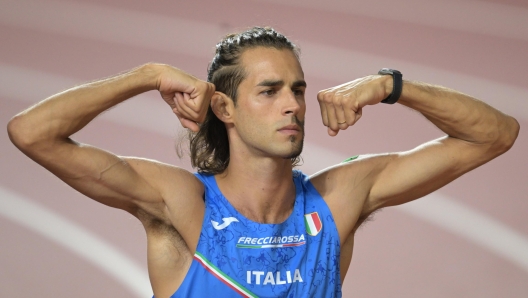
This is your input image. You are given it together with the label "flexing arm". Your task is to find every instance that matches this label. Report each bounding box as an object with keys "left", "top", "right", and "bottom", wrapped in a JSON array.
[
  {"left": 7, "top": 63, "right": 214, "bottom": 218},
  {"left": 314, "top": 74, "right": 519, "bottom": 233}
]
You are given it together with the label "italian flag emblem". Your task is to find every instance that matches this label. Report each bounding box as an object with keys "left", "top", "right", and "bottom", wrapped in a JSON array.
[{"left": 304, "top": 212, "right": 323, "bottom": 236}]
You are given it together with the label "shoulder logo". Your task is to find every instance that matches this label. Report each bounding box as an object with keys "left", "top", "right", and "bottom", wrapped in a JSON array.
[
  {"left": 211, "top": 217, "right": 239, "bottom": 230},
  {"left": 304, "top": 212, "right": 322, "bottom": 236}
]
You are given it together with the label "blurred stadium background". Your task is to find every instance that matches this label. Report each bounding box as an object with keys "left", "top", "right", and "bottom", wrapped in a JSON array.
[{"left": 1, "top": 0, "right": 527, "bottom": 296}]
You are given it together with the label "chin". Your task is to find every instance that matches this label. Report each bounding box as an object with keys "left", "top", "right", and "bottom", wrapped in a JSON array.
[{"left": 284, "top": 137, "right": 304, "bottom": 159}]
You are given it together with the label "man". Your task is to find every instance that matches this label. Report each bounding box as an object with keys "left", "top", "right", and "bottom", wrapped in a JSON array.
[{"left": 7, "top": 27, "right": 519, "bottom": 297}]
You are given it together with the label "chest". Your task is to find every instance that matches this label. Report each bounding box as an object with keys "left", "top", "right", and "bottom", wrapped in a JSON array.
[{"left": 178, "top": 203, "right": 342, "bottom": 297}]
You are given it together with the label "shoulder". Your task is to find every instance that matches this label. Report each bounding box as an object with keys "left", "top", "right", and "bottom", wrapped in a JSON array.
[
  {"left": 308, "top": 154, "right": 388, "bottom": 197},
  {"left": 307, "top": 154, "right": 393, "bottom": 234},
  {"left": 129, "top": 158, "right": 207, "bottom": 250}
]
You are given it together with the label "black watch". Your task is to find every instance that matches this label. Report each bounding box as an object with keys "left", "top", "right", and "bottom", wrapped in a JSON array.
[{"left": 378, "top": 68, "right": 403, "bottom": 104}]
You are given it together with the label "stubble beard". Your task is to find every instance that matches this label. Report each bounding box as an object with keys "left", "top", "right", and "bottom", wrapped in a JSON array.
[
  {"left": 285, "top": 135, "right": 304, "bottom": 159},
  {"left": 284, "top": 117, "right": 305, "bottom": 159}
]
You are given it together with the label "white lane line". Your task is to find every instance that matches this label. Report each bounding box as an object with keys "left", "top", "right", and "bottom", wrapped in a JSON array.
[
  {"left": 255, "top": 0, "right": 528, "bottom": 41},
  {"left": 0, "top": 0, "right": 225, "bottom": 58},
  {"left": 397, "top": 193, "right": 528, "bottom": 272},
  {"left": 0, "top": 0, "right": 527, "bottom": 120},
  {"left": 0, "top": 187, "right": 151, "bottom": 297},
  {"left": 3, "top": 65, "right": 528, "bottom": 274}
]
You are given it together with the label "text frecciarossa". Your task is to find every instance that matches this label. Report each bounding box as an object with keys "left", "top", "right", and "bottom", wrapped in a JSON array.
[{"left": 237, "top": 234, "right": 306, "bottom": 245}]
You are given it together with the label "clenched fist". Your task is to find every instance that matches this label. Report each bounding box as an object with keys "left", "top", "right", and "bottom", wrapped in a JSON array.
[
  {"left": 317, "top": 75, "right": 392, "bottom": 136},
  {"left": 156, "top": 64, "right": 216, "bottom": 132}
]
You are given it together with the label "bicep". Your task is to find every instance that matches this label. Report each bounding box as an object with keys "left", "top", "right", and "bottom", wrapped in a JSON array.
[
  {"left": 312, "top": 136, "right": 496, "bottom": 236},
  {"left": 368, "top": 136, "right": 493, "bottom": 211}
]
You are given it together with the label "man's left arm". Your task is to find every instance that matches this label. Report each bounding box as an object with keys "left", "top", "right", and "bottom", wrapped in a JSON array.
[{"left": 316, "top": 74, "right": 519, "bottom": 222}]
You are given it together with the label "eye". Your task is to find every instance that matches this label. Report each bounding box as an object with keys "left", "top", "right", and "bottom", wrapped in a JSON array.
[
  {"left": 261, "top": 89, "right": 276, "bottom": 96},
  {"left": 293, "top": 89, "right": 305, "bottom": 96}
]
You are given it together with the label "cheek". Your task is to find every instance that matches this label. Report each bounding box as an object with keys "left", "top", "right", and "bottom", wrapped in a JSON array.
[
  {"left": 234, "top": 96, "right": 284, "bottom": 132},
  {"left": 235, "top": 106, "right": 264, "bottom": 134},
  {"left": 237, "top": 107, "right": 278, "bottom": 143},
  {"left": 239, "top": 100, "right": 275, "bottom": 123}
]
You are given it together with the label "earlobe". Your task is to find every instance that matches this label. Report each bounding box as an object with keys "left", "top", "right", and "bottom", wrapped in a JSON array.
[{"left": 211, "top": 92, "right": 234, "bottom": 123}]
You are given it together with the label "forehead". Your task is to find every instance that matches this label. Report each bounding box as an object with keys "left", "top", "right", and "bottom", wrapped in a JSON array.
[{"left": 239, "top": 47, "right": 304, "bottom": 85}]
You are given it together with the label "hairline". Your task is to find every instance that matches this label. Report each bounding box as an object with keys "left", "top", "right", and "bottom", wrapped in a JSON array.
[{"left": 228, "top": 46, "right": 303, "bottom": 102}]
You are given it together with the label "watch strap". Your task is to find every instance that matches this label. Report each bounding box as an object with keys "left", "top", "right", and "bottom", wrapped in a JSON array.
[{"left": 378, "top": 68, "right": 402, "bottom": 104}]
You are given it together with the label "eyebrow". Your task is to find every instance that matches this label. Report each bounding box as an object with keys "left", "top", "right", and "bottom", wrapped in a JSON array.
[{"left": 256, "top": 79, "right": 307, "bottom": 88}]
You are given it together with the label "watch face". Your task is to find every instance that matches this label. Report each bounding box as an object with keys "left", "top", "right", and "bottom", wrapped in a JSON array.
[
  {"left": 378, "top": 68, "right": 393, "bottom": 75},
  {"left": 378, "top": 68, "right": 401, "bottom": 75}
]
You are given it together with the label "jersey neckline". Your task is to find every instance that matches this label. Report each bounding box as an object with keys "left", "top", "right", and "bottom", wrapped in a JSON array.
[{"left": 200, "top": 171, "right": 304, "bottom": 227}]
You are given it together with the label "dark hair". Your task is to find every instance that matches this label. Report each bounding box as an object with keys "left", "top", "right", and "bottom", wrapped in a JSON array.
[{"left": 186, "top": 26, "right": 301, "bottom": 174}]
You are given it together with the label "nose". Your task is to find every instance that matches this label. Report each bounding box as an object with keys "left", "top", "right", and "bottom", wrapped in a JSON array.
[{"left": 282, "top": 91, "right": 303, "bottom": 116}]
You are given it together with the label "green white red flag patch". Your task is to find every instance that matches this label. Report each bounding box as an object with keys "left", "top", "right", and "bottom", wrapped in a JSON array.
[{"left": 304, "top": 212, "right": 322, "bottom": 236}]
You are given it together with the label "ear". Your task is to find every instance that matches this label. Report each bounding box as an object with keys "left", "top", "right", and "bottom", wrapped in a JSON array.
[{"left": 211, "top": 91, "right": 235, "bottom": 123}]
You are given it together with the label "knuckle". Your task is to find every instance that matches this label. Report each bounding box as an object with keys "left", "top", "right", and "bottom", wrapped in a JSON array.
[
  {"left": 322, "top": 93, "right": 333, "bottom": 103},
  {"left": 317, "top": 92, "right": 325, "bottom": 102}
]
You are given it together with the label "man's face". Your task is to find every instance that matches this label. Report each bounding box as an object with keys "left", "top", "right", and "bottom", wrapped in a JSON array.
[{"left": 231, "top": 47, "right": 306, "bottom": 160}]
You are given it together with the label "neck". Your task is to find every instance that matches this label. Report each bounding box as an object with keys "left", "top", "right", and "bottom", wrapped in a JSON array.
[{"left": 215, "top": 155, "right": 296, "bottom": 224}]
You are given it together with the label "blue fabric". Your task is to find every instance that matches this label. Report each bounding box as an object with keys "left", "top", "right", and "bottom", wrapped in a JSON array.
[{"left": 171, "top": 170, "right": 342, "bottom": 297}]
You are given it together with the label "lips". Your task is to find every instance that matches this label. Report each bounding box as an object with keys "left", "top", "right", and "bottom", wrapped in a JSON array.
[
  {"left": 278, "top": 124, "right": 301, "bottom": 136},
  {"left": 278, "top": 124, "right": 300, "bottom": 131}
]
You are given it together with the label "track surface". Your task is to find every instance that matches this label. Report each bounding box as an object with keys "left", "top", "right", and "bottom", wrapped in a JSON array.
[{"left": 1, "top": 0, "right": 527, "bottom": 297}]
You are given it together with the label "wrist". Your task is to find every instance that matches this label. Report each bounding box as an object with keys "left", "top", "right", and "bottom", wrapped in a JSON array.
[
  {"left": 377, "top": 68, "right": 402, "bottom": 104},
  {"left": 138, "top": 63, "right": 165, "bottom": 91}
]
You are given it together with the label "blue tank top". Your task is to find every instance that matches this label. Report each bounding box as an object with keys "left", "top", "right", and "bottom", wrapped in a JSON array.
[{"left": 171, "top": 171, "right": 342, "bottom": 297}]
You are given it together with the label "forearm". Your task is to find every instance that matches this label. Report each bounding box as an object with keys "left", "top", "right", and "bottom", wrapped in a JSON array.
[
  {"left": 397, "top": 80, "right": 519, "bottom": 151},
  {"left": 8, "top": 63, "right": 161, "bottom": 149}
]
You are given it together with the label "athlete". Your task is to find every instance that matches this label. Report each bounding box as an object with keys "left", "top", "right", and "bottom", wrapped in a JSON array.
[{"left": 7, "top": 27, "right": 519, "bottom": 297}]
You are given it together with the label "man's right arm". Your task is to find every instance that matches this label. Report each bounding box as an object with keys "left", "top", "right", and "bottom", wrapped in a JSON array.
[{"left": 7, "top": 63, "right": 214, "bottom": 222}]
